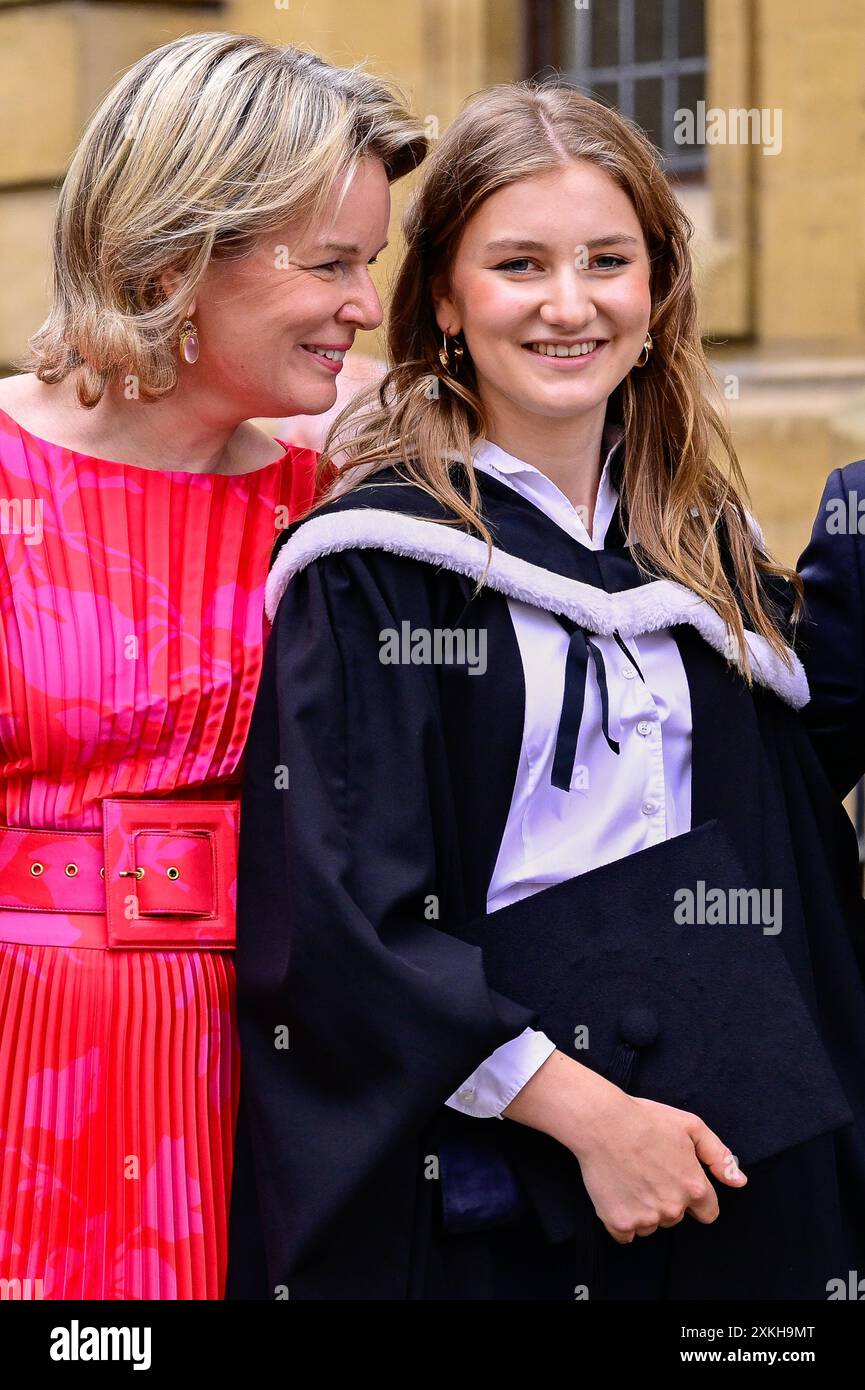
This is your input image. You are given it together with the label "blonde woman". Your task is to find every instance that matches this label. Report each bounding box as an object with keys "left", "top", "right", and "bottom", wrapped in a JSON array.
[
  {"left": 230, "top": 83, "right": 865, "bottom": 1300},
  {"left": 0, "top": 32, "right": 424, "bottom": 1299}
]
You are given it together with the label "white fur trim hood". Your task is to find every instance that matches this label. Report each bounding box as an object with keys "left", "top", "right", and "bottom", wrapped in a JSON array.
[{"left": 266, "top": 507, "right": 808, "bottom": 710}]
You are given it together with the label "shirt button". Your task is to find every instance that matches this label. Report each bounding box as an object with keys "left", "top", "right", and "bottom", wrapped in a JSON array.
[
  {"left": 457, "top": 1087, "right": 476, "bottom": 1104},
  {"left": 641, "top": 800, "right": 659, "bottom": 816},
  {"left": 636, "top": 719, "right": 654, "bottom": 737},
  {"left": 621, "top": 665, "right": 635, "bottom": 679}
]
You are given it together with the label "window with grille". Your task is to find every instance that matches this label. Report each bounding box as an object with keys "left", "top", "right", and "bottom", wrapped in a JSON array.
[{"left": 556, "top": 0, "right": 707, "bottom": 178}]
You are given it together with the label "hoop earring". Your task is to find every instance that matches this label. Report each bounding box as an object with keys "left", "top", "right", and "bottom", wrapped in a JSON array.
[
  {"left": 634, "top": 332, "right": 653, "bottom": 368},
  {"left": 438, "top": 330, "right": 464, "bottom": 377},
  {"left": 179, "top": 319, "right": 200, "bottom": 365}
]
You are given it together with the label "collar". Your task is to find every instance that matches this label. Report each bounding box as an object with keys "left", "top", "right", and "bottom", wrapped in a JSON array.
[
  {"left": 264, "top": 463, "right": 808, "bottom": 711},
  {"left": 471, "top": 424, "right": 625, "bottom": 550},
  {"left": 472, "top": 421, "right": 625, "bottom": 480}
]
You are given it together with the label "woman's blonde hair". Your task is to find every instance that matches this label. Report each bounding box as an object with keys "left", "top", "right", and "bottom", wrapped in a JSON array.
[
  {"left": 21, "top": 31, "right": 426, "bottom": 407},
  {"left": 318, "top": 81, "right": 801, "bottom": 674}
]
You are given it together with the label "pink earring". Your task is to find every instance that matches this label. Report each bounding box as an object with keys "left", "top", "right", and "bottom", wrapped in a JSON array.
[{"left": 179, "top": 319, "right": 199, "bottom": 365}]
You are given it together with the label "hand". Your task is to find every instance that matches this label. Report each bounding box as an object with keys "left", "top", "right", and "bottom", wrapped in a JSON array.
[{"left": 502, "top": 1050, "right": 747, "bottom": 1243}]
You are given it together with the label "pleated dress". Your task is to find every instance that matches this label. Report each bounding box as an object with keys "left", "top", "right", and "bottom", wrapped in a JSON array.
[{"left": 0, "top": 404, "right": 317, "bottom": 1298}]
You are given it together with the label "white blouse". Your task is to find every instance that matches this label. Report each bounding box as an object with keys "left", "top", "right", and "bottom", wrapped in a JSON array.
[{"left": 444, "top": 433, "right": 694, "bottom": 1119}]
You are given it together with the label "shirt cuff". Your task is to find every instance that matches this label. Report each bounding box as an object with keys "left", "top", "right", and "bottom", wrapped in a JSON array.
[{"left": 444, "top": 1028, "right": 557, "bottom": 1119}]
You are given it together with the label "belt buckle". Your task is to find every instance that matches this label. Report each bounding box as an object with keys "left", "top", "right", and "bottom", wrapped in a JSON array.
[{"left": 102, "top": 798, "right": 239, "bottom": 949}]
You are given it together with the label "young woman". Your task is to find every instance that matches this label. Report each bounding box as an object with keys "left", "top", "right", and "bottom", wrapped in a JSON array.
[
  {"left": 0, "top": 32, "right": 424, "bottom": 1299},
  {"left": 227, "top": 83, "right": 865, "bottom": 1301}
]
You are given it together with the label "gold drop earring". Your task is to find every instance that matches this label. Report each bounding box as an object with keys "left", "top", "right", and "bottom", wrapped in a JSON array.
[
  {"left": 438, "top": 330, "right": 464, "bottom": 377},
  {"left": 634, "top": 332, "right": 653, "bottom": 368}
]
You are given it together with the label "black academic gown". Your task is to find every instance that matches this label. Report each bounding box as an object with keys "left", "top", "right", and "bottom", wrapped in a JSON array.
[{"left": 226, "top": 464, "right": 865, "bottom": 1301}]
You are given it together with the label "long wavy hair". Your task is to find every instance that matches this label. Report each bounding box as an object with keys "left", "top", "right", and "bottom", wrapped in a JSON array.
[
  {"left": 316, "top": 81, "right": 801, "bottom": 675},
  {"left": 20, "top": 32, "right": 426, "bottom": 408}
]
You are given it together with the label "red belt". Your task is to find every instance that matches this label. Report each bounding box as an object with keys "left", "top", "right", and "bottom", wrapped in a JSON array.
[{"left": 0, "top": 798, "right": 239, "bottom": 950}]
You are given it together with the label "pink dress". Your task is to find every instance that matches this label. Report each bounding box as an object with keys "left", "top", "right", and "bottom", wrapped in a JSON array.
[{"left": 0, "top": 404, "right": 318, "bottom": 1298}]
